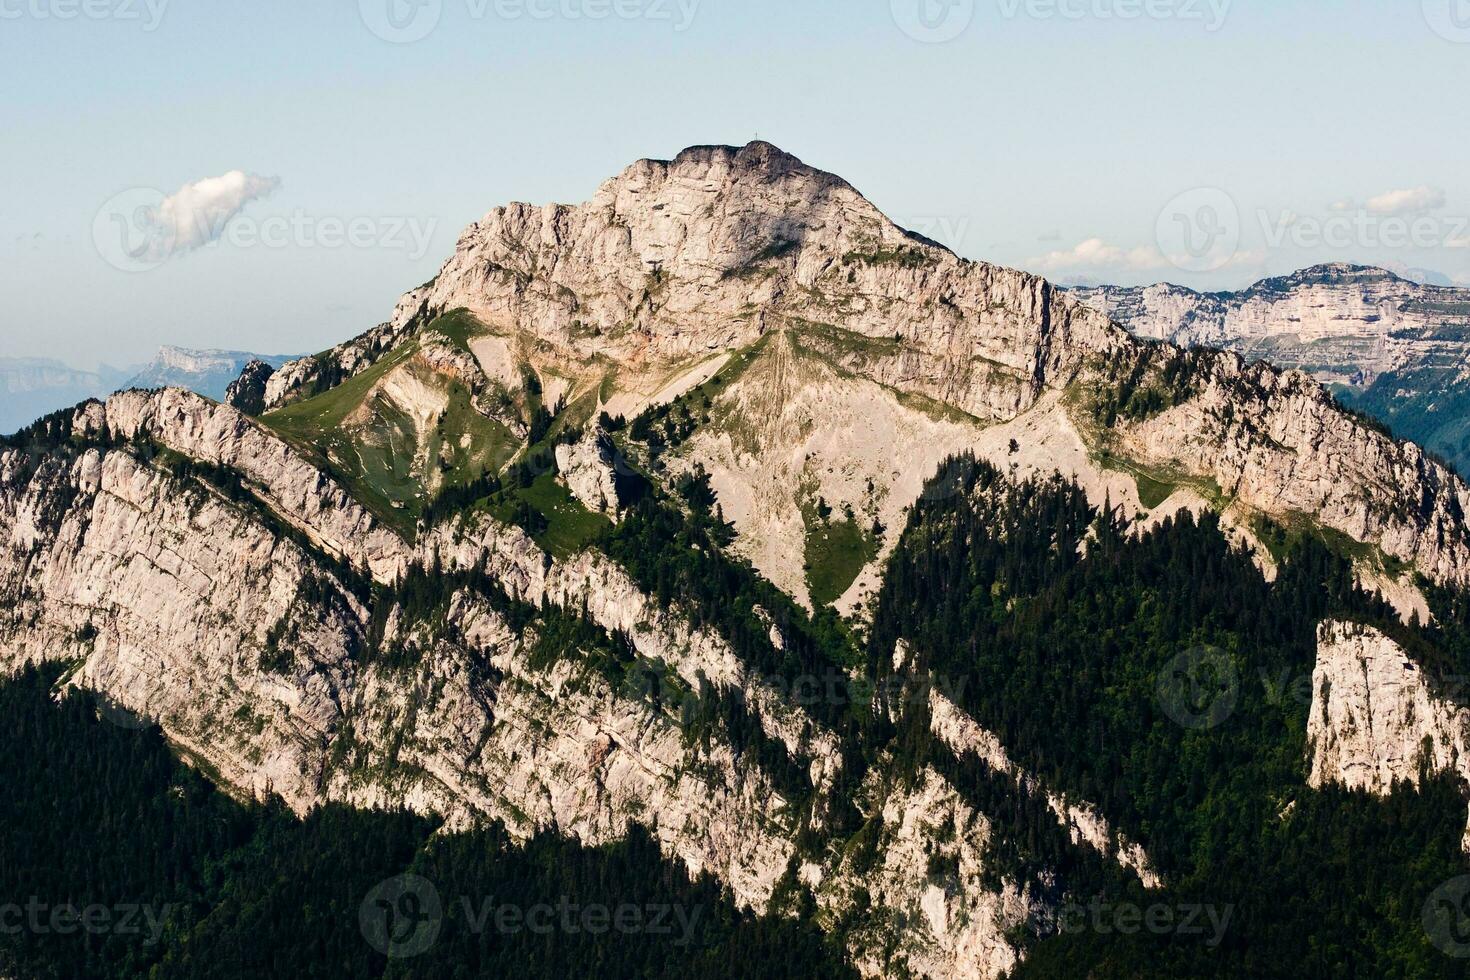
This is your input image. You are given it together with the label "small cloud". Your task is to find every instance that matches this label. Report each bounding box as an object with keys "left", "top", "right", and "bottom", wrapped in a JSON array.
[
  {"left": 1365, "top": 185, "right": 1445, "bottom": 216},
  {"left": 1028, "top": 237, "right": 1168, "bottom": 272},
  {"left": 139, "top": 171, "right": 281, "bottom": 261},
  {"left": 1029, "top": 236, "right": 1264, "bottom": 280}
]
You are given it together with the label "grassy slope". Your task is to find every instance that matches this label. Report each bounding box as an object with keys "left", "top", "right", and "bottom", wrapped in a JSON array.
[
  {"left": 804, "top": 515, "right": 877, "bottom": 606},
  {"left": 484, "top": 471, "right": 611, "bottom": 560},
  {"left": 260, "top": 313, "right": 521, "bottom": 536}
]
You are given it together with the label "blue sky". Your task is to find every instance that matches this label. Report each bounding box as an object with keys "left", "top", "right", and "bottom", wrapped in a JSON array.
[{"left": 3, "top": 0, "right": 1467, "bottom": 369}]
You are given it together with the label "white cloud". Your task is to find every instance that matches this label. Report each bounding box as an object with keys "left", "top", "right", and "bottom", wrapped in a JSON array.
[
  {"left": 1364, "top": 185, "right": 1445, "bottom": 216},
  {"left": 1028, "top": 237, "right": 1166, "bottom": 272},
  {"left": 1028, "top": 236, "right": 1263, "bottom": 276},
  {"left": 141, "top": 171, "right": 280, "bottom": 260}
]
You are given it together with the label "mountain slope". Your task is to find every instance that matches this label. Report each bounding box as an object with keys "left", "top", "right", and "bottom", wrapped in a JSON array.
[
  {"left": 1069, "top": 264, "right": 1470, "bottom": 473},
  {"left": 280, "top": 143, "right": 1470, "bottom": 610},
  {"left": 8, "top": 144, "right": 1470, "bottom": 979}
]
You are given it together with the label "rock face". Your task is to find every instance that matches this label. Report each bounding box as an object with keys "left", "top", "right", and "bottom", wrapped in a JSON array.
[
  {"left": 390, "top": 142, "right": 1126, "bottom": 423},
  {"left": 98, "top": 389, "right": 413, "bottom": 583},
  {"left": 263, "top": 322, "right": 416, "bottom": 412},
  {"left": 1069, "top": 264, "right": 1470, "bottom": 388},
  {"left": 0, "top": 399, "right": 1091, "bottom": 977},
  {"left": 555, "top": 427, "right": 625, "bottom": 519},
  {"left": 1307, "top": 620, "right": 1470, "bottom": 798},
  {"left": 224, "top": 359, "right": 277, "bottom": 415}
]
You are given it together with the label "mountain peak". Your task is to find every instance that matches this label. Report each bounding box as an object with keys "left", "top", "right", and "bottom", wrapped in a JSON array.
[{"left": 626, "top": 141, "right": 844, "bottom": 187}]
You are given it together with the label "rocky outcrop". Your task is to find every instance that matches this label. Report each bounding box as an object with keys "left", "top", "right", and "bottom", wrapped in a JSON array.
[
  {"left": 225, "top": 359, "right": 276, "bottom": 416},
  {"left": 96, "top": 388, "right": 412, "bottom": 582},
  {"left": 555, "top": 427, "right": 624, "bottom": 519},
  {"left": 929, "top": 689, "right": 1161, "bottom": 889},
  {"left": 262, "top": 321, "right": 415, "bottom": 412},
  {"left": 1105, "top": 351, "right": 1470, "bottom": 585},
  {"left": 1307, "top": 620, "right": 1470, "bottom": 795},
  {"left": 425, "top": 511, "right": 844, "bottom": 777},
  {"left": 821, "top": 767, "right": 1037, "bottom": 980},
  {"left": 0, "top": 436, "right": 809, "bottom": 911},
  {"left": 0, "top": 443, "right": 365, "bottom": 807},
  {"left": 390, "top": 141, "right": 1128, "bottom": 424}
]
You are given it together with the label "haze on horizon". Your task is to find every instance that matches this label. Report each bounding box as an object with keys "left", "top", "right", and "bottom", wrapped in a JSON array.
[{"left": 4, "top": 0, "right": 1467, "bottom": 371}]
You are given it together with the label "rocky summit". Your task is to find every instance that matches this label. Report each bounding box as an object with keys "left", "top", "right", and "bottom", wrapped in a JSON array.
[{"left": 7, "top": 144, "right": 1470, "bottom": 978}]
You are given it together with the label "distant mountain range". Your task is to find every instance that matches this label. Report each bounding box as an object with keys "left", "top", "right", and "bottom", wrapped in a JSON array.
[
  {"left": 1068, "top": 264, "right": 1470, "bottom": 473},
  {"left": 0, "top": 347, "right": 297, "bottom": 434}
]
